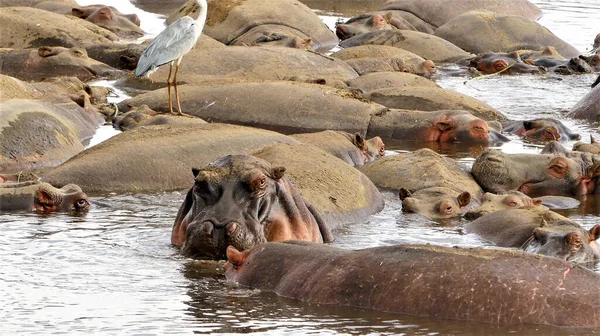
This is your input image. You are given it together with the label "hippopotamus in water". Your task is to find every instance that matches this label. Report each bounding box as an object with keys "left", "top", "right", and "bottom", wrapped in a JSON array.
[
  {"left": 231, "top": 26, "right": 312, "bottom": 49},
  {"left": 0, "top": 46, "right": 121, "bottom": 82},
  {"left": 472, "top": 149, "right": 600, "bottom": 197},
  {"left": 567, "top": 77, "right": 600, "bottom": 122},
  {"left": 400, "top": 187, "right": 472, "bottom": 219},
  {"left": 502, "top": 118, "right": 581, "bottom": 142},
  {"left": 335, "top": 13, "right": 394, "bottom": 40},
  {"left": 466, "top": 208, "right": 599, "bottom": 264},
  {"left": 573, "top": 135, "right": 600, "bottom": 155},
  {"left": 525, "top": 55, "right": 594, "bottom": 74},
  {"left": 468, "top": 52, "right": 546, "bottom": 75},
  {"left": 171, "top": 154, "right": 333, "bottom": 260},
  {"left": 71, "top": 5, "right": 144, "bottom": 39},
  {"left": 594, "top": 33, "right": 600, "bottom": 50},
  {"left": 0, "top": 181, "right": 90, "bottom": 213},
  {"left": 464, "top": 191, "right": 580, "bottom": 219},
  {"left": 291, "top": 131, "right": 384, "bottom": 166},
  {"left": 225, "top": 241, "right": 600, "bottom": 328}
]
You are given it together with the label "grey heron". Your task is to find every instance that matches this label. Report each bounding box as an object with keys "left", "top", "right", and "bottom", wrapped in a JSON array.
[{"left": 134, "top": 0, "right": 207, "bottom": 116}]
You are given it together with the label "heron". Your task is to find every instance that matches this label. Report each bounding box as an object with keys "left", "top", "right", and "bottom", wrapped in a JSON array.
[{"left": 134, "top": 0, "right": 208, "bottom": 116}]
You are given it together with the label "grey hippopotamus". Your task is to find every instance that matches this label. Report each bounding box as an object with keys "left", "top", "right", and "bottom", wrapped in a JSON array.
[
  {"left": 525, "top": 55, "right": 595, "bottom": 74},
  {"left": 231, "top": 25, "right": 312, "bottom": 49},
  {"left": 335, "top": 13, "right": 395, "bottom": 40},
  {"left": 291, "top": 131, "right": 384, "bottom": 166},
  {"left": 502, "top": 118, "right": 581, "bottom": 142},
  {"left": 466, "top": 208, "right": 600, "bottom": 264},
  {"left": 71, "top": 5, "right": 144, "bottom": 39},
  {"left": 367, "top": 109, "right": 508, "bottom": 143},
  {"left": 0, "top": 46, "right": 121, "bottom": 82},
  {"left": 567, "top": 80, "right": 600, "bottom": 123},
  {"left": 0, "top": 181, "right": 89, "bottom": 213},
  {"left": 346, "top": 71, "right": 439, "bottom": 93},
  {"left": 84, "top": 43, "right": 145, "bottom": 70},
  {"left": 468, "top": 52, "right": 546, "bottom": 75},
  {"left": 464, "top": 191, "right": 580, "bottom": 219},
  {"left": 171, "top": 154, "right": 333, "bottom": 260},
  {"left": 360, "top": 149, "right": 482, "bottom": 219},
  {"left": 225, "top": 241, "right": 600, "bottom": 328},
  {"left": 471, "top": 149, "right": 600, "bottom": 197},
  {"left": 573, "top": 135, "right": 600, "bottom": 155}
]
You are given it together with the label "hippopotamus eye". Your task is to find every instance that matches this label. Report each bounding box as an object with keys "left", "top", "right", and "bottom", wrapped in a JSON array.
[
  {"left": 73, "top": 50, "right": 84, "bottom": 57},
  {"left": 259, "top": 178, "right": 266, "bottom": 187},
  {"left": 76, "top": 199, "right": 88, "bottom": 207},
  {"left": 508, "top": 201, "right": 518, "bottom": 206}
]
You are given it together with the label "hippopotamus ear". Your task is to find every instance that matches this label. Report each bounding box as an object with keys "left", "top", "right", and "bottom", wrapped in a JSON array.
[
  {"left": 532, "top": 198, "right": 544, "bottom": 207},
  {"left": 522, "top": 121, "right": 535, "bottom": 130},
  {"left": 226, "top": 245, "right": 248, "bottom": 268},
  {"left": 591, "top": 135, "right": 597, "bottom": 144},
  {"left": 271, "top": 166, "right": 286, "bottom": 180},
  {"left": 125, "top": 13, "right": 141, "bottom": 26},
  {"left": 436, "top": 121, "right": 453, "bottom": 132},
  {"left": 384, "top": 12, "right": 393, "bottom": 23},
  {"left": 589, "top": 224, "right": 600, "bottom": 241},
  {"left": 352, "top": 133, "right": 366, "bottom": 150},
  {"left": 38, "top": 46, "right": 58, "bottom": 58},
  {"left": 566, "top": 232, "right": 583, "bottom": 251},
  {"left": 398, "top": 188, "right": 412, "bottom": 200},
  {"left": 191, "top": 168, "right": 201, "bottom": 177},
  {"left": 72, "top": 7, "right": 93, "bottom": 19},
  {"left": 457, "top": 192, "right": 471, "bottom": 207}
]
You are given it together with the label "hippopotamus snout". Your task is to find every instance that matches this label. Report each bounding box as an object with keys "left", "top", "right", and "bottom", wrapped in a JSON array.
[
  {"left": 512, "top": 62, "right": 546, "bottom": 74},
  {"left": 182, "top": 220, "right": 241, "bottom": 259}
]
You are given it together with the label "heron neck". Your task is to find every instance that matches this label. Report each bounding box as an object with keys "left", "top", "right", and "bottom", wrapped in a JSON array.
[{"left": 194, "top": 0, "right": 208, "bottom": 37}]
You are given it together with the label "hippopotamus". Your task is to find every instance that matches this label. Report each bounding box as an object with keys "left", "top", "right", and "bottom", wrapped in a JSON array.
[
  {"left": 573, "top": 135, "right": 600, "bottom": 155},
  {"left": 231, "top": 26, "right": 312, "bottom": 49},
  {"left": 0, "top": 181, "right": 89, "bottom": 213},
  {"left": 367, "top": 109, "right": 508, "bottom": 143},
  {"left": 0, "top": 172, "right": 37, "bottom": 184},
  {"left": 566, "top": 81, "right": 600, "bottom": 123},
  {"left": 112, "top": 105, "right": 207, "bottom": 130},
  {"left": 167, "top": 0, "right": 338, "bottom": 50},
  {"left": 502, "top": 118, "right": 581, "bottom": 142},
  {"left": 84, "top": 43, "right": 145, "bottom": 70},
  {"left": 525, "top": 56, "right": 594, "bottom": 74},
  {"left": 335, "top": 13, "right": 395, "bottom": 40},
  {"left": 346, "top": 71, "right": 439, "bottom": 93},
  {"left": 468, "top": 52, "right": 546, "bottom": 75},
  {"left": 360, "top": 149, "right": 482, "bottom": 219},
  {"left": 225, "top": 241, "right": 600, "bottom": 328},
  {"left": 471, "top": 149, "right": 600, "bottom": 197},
  {"left": 578, "top": 54, "right": 600, "bottom": 72},
  {"left": 171, "top": 154, "right": 333, "bottom": 260},
  {"left": 339, "top": 30, "right": 473, "bottom": 63},
  {"left": 435, "top": 11, "right": 581, "bottom": 58},
  {"left": 71, "top": 5, "right": 144, "bottom": 39},
  {"left": 464, "top": 191, "right": 580, "bottom": 219},
  {"left": 291, "top": 131, "right": 384, "bottom": 166},
  {"left": 0, "top": 46, "right": 122, "bottom": 82},
  {"left": 331, "top": 45, "right": 436, "bottom": 78},
  {"left": 0, "top": 7, "right": 118, "bottom": 49}
]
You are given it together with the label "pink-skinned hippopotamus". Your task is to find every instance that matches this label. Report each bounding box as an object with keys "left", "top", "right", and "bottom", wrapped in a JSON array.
[
  {"left": 466, "top": 207, "right": 600, "bottom": 264},
  {"left": 471, "top": 149, "right": 600, "bottom": 197},
  {"left": 71, "top": 5, "right": 144, "bottom": 39},
  {"left": 502, "top": 118, "right": 581, "bottom": 142},
  {"left": 225, "top": 241, "right": 600, "bottom": 328},
  {"left": 573, "top": 135, "right": 600, "bottom": 155},
  {"left": 464, "top": 191, "right": 580, "bottom": 219},
  {"left": 0, "top": 181, "right": 90, "bottom": 213},
  {"left": 468, "top": 52, "right": 546, "bottom": 75},
  {"left": 0, "top": 46, "right": 122, "bottom": 82},
  {"left": 171, "top": 154, "right": 333, "bottom": 260}
]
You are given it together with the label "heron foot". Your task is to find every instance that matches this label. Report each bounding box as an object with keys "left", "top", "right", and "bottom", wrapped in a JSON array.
[{"left": 171, "top": 111, "right": 194, "bottom": 118}]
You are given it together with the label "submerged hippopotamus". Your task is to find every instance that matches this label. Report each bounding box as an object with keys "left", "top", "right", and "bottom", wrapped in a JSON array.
[
  {"left": 502, "top": 118, "right": 581, "bottom": 142},
  {"left": 0, "top": 181, "right": 90, "bottom": 213},
  {"left": 291, "top": 131, "right": 384, "bottom": 166},
  {"left": 335, "top": 13, "right": 395, "bottom": 40},
  {"left": 573, "top": 135, "right": 600, "bottom": 155},
  {"left": 464, "top": 191, "right": 580, "bottom": 219},
  {"left": 226, "top": 241, "right": 600, "bottom": 328},
  {"left": 472, "top": 149, "right": 600, "bottom": 197},
  {"left": 231, "top": 26, "right": 312, "bottom": 49},
  {"left": 525, "top": 55, "right": 595, "bottom": 74},
  {"left": 71, "top": 5, "right": 144, "bottom": 39},
  {"left": 468, "top": 52, "right": 546, "bottom": 75},
  {"left": 171, "top": 154, "right": 333, "bottom": 260},
  {"left": 0, "top": 46, "right": 121, "bottom": 82},
  {"left": 466, "top": 208, "right": 600, "bottom": 264}
]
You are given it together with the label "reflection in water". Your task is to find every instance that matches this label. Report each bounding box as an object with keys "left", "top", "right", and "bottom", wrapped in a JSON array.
[{"left": 2, "top": 0, "right": 600, "bottom": 334}]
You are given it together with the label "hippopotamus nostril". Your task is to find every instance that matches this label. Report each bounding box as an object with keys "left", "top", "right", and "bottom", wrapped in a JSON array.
[
  {"left": 202, "top": 221, "right": 214, "bottom": 235},
  {"left": 226, "top": 222, "right": 238, "bottom": 236}
]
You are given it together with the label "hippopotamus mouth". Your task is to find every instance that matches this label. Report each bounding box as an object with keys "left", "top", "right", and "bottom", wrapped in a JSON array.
[{"left": 181, "top": 220, "right": 243, "bottom": 260}]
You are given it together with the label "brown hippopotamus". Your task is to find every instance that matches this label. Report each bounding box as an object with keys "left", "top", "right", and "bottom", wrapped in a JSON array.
[
  {"left": 464, "top": 191, "right": 580, "bottom": 219},
  {"left": 466, "top": 208, "right": 600, "bottom": 264},
  {"left": 502, "top": 118, "right": 581, "bottom": 142},
  {"left": 171, "top": 154, "right": 333, "bottom": 260},
  {"left": 339, "top": 30, "right": 473, "bottom": 63},
  {"left": 0, "top": 46, "right": 122, "bottom": 82},
  {"left": 566, "top": 79, "right": 600, "bottom": 123},
  {"left": 71, "top": 5, "right": 144, "bottom": 39},
  {"left": 367, "top": 109, "right": 508, "bottom": 143},
  {"left": 231, "top": 25, "right": 312, "bottom": 49},
  {"left": 225, "top": 241, "right": 600, "bottom": 328},
  {"left": 84, "top": 43, "right": 145, "bottom": 70},
  {"left": 471, "top": 149, "right": 600, "bottom": 197},
  {"left": 525, "top": 55, "right": 595, "bottom": 74},
  {"left": 435, "top": 11, "right": 581, "bottom": 58},
  {"left": 291, "top": 131, "right": 384, "bottom": 166},
  {"left": 360, "top": 149, "right": 482, "bottom": 219},
  {"left": 468, "top": 52, "right": 546, "bottom": 75},
  {"left": 573, "top": 135, "right": 600, "bottom": 155},
  {"left": 335, "top": 13, "right": 395, "bottom": 40},
  {"left": 364, "top": 87, "right": 507, "bottom": 121},
  {"left": 112, "top": 105, "right": 207, "bottom": 131},
  {"left": 0, "top": 181, "right": 89, "bottom": 213},
  {"left": 346, "top": 71, "right": 439, "bottom": 93}
]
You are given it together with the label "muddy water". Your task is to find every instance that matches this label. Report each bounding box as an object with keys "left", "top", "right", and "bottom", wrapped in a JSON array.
[{"left": 1, "top": 0, "right": 600, "bottom": 335}]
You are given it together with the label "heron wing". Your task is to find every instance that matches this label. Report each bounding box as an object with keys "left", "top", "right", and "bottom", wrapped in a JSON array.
[{"left": 135, "top": 16, "right": 198, "bottom": 76}]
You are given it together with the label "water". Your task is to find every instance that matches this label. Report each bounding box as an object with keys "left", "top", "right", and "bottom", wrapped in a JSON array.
[{"left": 1, "top": 1, "right": 600, "bottom": 335}]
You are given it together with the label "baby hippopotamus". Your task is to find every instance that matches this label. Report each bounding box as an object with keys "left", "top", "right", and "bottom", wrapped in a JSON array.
[{"left": 0, "top": 181, "right": 90, "bottom": 213}]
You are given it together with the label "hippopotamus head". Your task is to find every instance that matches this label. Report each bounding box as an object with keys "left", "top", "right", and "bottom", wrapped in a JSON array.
[
  {"left": 470, "top": 52, "right": 546, "bottom": 75},
  {"left": 579, "top": 54, "right": 600, "bottom": 72},
  {"left": 336, "top": 14, "right": 394, "bottom": 40},
  {"left": 573, "top": 135, "right": 600, "bottom": 155},
  {"left": 72, "top": 6, "right": 144, "bottom": 39},
  {"left": 342, "top": 133, "right": 385, "bottom": 164},
  {"left": 34, "top": 183, "right": 90, "bottom": 213},
  {"left": 506, "top": 118, "right": 581, "bottom": 142},
  {"left": 171, "top": 155, "right": 331, "bottom": 260},
  {"left": 552, "top": 57, "right": 592, "bottom": 75},
  {"left": 426, "top": 112, "right": 508, "bottom": 143},
  {"left": 399, "top": 187, "right": 471, "bottom": 219},
  {"left": 464, "top": 191, "right": 545, "bottom": 219},
  {"left": 523, "top": 221, "right": 600, "bottom": 264}
]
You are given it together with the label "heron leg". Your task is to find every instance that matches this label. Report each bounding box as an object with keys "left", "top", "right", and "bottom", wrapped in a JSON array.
[
  {"left": 173, "top": 60, "right": 190, "bottom": 117},
  {"left": 167, "top": 62, "right": 174, "bottom": 114}
]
